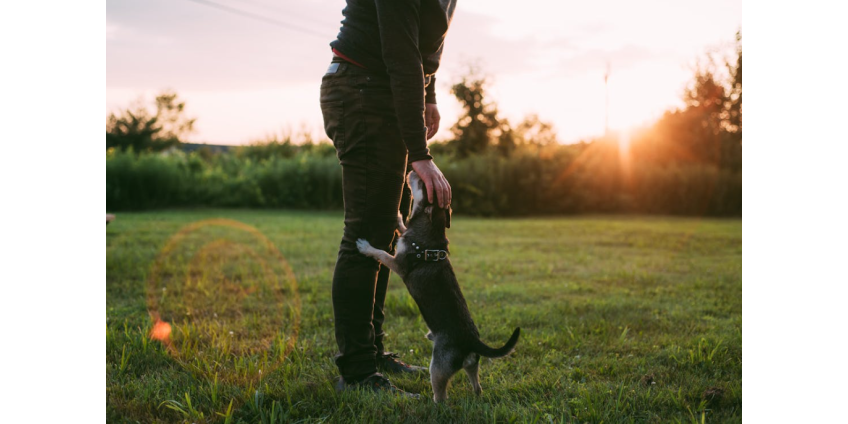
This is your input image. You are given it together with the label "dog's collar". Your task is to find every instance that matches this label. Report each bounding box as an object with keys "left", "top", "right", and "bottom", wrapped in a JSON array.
[{"left": 406, "top": 241, "right": 448, "bottom": 262}]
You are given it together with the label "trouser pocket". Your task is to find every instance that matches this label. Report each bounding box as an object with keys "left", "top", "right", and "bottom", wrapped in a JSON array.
[{"left": 320, "top": 100, "right": 345, "bottom": 155}]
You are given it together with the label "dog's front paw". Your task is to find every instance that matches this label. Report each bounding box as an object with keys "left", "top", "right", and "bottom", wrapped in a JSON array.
[{"left": 356, "top": 238, "right": 373, "bottom": 254}]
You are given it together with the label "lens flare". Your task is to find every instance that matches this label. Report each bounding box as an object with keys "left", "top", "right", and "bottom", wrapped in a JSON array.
[
  {"left": 150, "top": 319, "right": 172, "bottom": 342},
  {"left": 618, "top": 129, "right": 632, "bottom": 156},
  {"left": 146, "top": 218, "right": 301, "bottom": 385}
]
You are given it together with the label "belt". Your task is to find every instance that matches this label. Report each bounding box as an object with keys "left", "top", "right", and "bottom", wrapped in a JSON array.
[{"left": 332, "top": 53, "right": 434, "bottom": 87}]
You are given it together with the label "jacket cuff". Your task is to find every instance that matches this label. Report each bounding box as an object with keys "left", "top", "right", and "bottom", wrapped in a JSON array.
[
  {"left": 425, "top": 76, "right": 437, "bottom": 104},
  {"left": 408, "top": 146, "right": 433, "bottom": 163}
]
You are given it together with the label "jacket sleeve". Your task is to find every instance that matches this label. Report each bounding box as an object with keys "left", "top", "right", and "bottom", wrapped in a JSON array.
[
  {"left": 374, "top": 0, "right": 432, "bottom": 162},
  {"left": 425, "top": 75, "right": 437, "bottom": 104},
  {"left": 424, "top": 42, "right": 445, "bottom": 105}
]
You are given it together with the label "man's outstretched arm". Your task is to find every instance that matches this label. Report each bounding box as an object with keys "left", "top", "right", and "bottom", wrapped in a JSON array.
[{"left": 375, "top": 0, "right": 451, "bottom": 207}]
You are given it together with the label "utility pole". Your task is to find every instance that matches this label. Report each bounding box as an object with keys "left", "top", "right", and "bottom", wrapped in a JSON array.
[{"left": 604, "top": 61, "right": 611, "bottom": 137}]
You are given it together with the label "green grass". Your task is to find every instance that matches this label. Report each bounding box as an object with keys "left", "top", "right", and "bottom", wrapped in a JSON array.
[{"left": 106, "top": 210, "right": 741, "bottom": 423}]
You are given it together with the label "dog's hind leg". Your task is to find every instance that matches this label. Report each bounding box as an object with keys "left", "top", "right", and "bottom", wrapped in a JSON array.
[
  {"left": 463, "top": 353, "right": 483, "bottom": 396},
  {"left": 430, "top": 343, "right": 461, "bottom": 403}
]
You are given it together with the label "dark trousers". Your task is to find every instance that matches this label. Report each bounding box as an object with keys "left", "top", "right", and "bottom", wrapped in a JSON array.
[{"left": 320, "top": 58, "right": 412, "bottom": 380}]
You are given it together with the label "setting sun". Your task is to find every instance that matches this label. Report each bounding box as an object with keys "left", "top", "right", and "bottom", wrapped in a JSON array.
[{"left": 618, "top": 129, "right": 632, "bottom": 155}]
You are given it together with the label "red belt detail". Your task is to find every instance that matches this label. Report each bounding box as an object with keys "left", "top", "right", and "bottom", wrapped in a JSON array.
[{"left": 332, "top": 48, "right": 366, "bottom": 69}]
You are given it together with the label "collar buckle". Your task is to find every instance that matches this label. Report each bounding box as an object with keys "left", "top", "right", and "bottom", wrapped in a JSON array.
[{"left": 424, "top": 249, "right": 448, "bottom": 262}]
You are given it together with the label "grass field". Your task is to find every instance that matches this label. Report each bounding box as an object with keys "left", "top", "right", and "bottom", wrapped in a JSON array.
[{"left": 106, "top": 210, "right": 741, "bottom": 423}]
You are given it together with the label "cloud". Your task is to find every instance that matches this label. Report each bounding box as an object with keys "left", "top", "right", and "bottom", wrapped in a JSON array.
[
  {"left": 440, "top": 10, "right": 575, "bottom": 76},
  {"left": 107, "top": 0, "right": 340, "bottom": 90},
  {"left": 106, "top": 21, "right": 119, "bottom": 40},
  {"left": 106, "top": 2, "right": 575, "bottom": 91}
]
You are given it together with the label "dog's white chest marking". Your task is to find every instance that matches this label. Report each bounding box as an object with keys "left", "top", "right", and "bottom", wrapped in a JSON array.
[{"left": 396, "top": 236, "right": 409, "bottom": 256}]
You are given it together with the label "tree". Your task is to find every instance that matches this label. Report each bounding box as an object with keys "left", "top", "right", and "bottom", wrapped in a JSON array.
[
  {"left": 152, "top": 91, "right": 196, "bottom": 142},
  {"left": 513, "top": 114, "right": 559, "bottom": 147},
  {"left": 681, "top": 62, "right": 727, "bottom": 165},
  {"left": 721, "top": 30, "right": 742, "bottom": 170},
  {"left": 449, "top": 68, "right": 501, "bottom": 157},
  {"left": 633, "top": 30, "right": 742, "bottom": 170},
  {"left": 680, "top": 31, "right": 742, "bottom": 170},
  {"left": 106, "top": 90, "right": 196, "bottom": 152},
  {"left": 726, "top": 30, "right": 742, "bottom": 142},
  {"left": 494, "top": 114, "right": 560, "bottom": 157},
  {"left": 495, "top": 118, "right": 517, "bottom": 157}
]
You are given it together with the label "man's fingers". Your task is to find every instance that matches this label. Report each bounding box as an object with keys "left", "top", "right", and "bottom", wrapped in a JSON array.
[
  {"left": 425, "top": 108, "right": 439, "bottom": 140},
  {"left": 434, "top": 179, "right": 445, "bottom": 208},
  {"left": 426, "top": 116, "right": 437, "bottom": 139},
  {"left": 441, "top": 177, "right": 450, "bottom": 207},
  {"left": 425, "top": 177, "right": 434, "bottom": 203}
]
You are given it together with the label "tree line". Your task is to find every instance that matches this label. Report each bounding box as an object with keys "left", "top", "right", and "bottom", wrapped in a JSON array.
[{"left": 106, "top": 32, "right": 741, "bottom": 216}]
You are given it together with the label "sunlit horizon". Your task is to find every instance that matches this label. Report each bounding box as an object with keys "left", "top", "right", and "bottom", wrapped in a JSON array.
[{"left": 107, "top": 0, "right": 741, "bottom": 145}]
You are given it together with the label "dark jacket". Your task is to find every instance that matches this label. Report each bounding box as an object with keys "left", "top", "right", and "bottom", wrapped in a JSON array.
[{"left": 330, "top": 0, "right": 457, "bottom": 163}]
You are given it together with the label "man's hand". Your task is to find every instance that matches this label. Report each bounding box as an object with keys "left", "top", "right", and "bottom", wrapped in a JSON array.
[
  {"left": 425, "top": 103, "right": 440, "bottom": 140},
  {"left": 411, "top": 159, "right": 451, "bottom": 208}
]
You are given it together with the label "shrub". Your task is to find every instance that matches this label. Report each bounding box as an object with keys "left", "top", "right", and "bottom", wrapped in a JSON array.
[{"left": 106, "top": 147, "right": 741, "bottom": 216}]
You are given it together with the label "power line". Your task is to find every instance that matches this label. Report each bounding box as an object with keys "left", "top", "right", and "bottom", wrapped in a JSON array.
[
  {"left": 184, "top": 0, "right": 327, "bottom": 39},
  {"left": 229, "top": 0, "right": 327, "bottom": 27}
]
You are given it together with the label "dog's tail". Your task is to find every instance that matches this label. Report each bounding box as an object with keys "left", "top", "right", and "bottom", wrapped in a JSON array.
[{"left": 471, "top": 327, "right": 521, "bottom": 358}]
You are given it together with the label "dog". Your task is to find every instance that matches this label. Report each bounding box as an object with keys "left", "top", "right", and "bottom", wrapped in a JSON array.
[{"left": 356, "top": 170, "right": 521, "bottom": 402}]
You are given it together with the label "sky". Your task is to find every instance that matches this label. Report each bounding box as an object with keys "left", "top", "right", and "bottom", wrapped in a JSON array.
[{"left": 106, "top": 0, "right": 741, "bottom": 145}]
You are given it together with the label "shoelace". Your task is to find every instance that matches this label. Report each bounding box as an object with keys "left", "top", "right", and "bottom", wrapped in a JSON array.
[
  {"left": 380, "top": 352, "right": 410, "bottom": 365},
  {"left": 366, "top": 374, "right": 396, "bottom": 389},
  {"left": 363, "top": 373, "right": 421, "bottom": 398}
]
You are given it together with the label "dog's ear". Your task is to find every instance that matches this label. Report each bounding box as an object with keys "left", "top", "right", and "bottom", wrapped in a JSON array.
[
  {"left": 419, "top": 180, "right": 428, "bottom": 201},
  {"left": 445, "top": 205, "right": 452, "bottom": 228},
  {"left": 424, "top": 205, "right": 434, "bottom": 222}
]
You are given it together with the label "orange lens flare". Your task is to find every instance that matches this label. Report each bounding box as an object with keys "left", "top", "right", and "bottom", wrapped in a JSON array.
[{"left": 150, "top": 319, "right": 172, "bottom": 342}]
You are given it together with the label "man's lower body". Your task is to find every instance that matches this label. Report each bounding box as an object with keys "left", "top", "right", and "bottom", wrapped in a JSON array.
[{"left": 320, "top": 57, "right": 425, "bottom": 393}]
